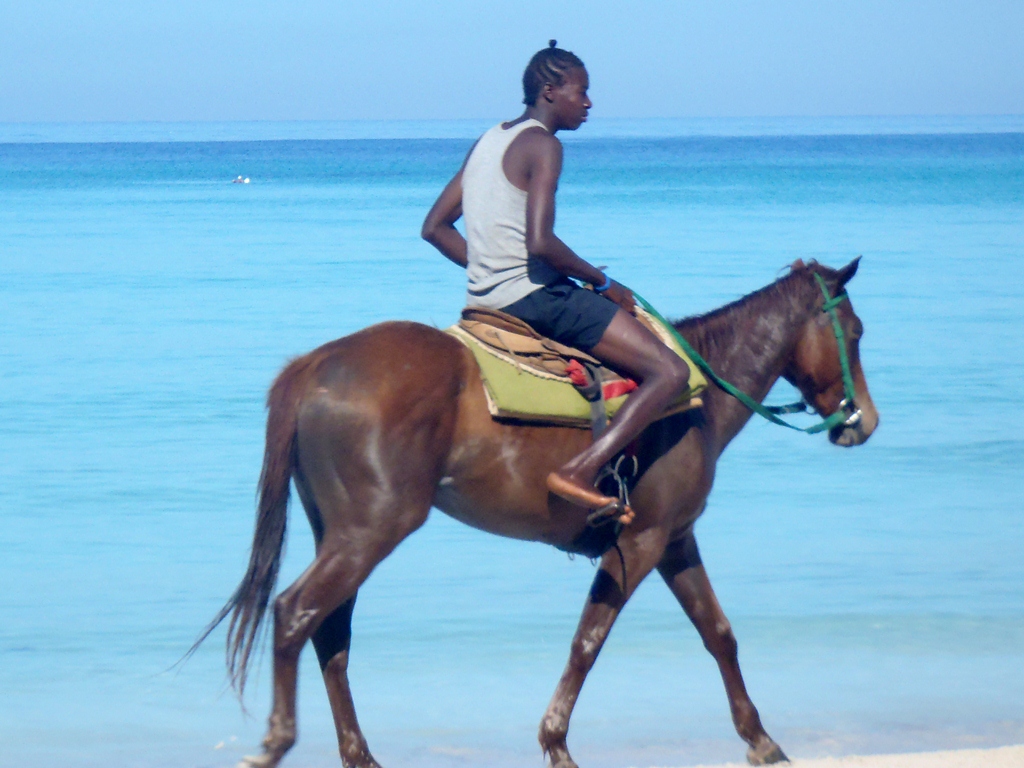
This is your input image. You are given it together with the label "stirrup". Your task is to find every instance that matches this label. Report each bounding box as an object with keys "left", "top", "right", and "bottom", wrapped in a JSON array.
[{"left": 586, "top": 499, "right": 631, "bottom": 527}]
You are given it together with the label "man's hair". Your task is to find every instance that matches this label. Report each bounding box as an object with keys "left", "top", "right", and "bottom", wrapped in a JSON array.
[{"left": 522, "top": 40, "right": 585, "bottom": 106}]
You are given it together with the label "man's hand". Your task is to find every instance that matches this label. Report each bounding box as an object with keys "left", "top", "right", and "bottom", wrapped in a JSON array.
[{"left": 603, "top": 281, "right": 636, "bottom": 314}]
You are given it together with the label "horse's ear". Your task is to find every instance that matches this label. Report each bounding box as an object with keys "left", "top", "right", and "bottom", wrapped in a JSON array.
[
  {"left": 836, "top": 256, "right": 861, "bottom": 287},
  {"left": 790, "top": 258, "right": 806, "bottom": 271}
]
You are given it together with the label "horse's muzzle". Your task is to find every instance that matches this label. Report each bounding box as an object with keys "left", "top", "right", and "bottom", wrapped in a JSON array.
[{"left": 828, "top": 409, "right": 876, "bottom": 447}]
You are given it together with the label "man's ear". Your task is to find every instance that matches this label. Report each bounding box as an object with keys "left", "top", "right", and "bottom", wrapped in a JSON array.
[{"left": 541, "top": 82, "right": 556, "bottom": 103}]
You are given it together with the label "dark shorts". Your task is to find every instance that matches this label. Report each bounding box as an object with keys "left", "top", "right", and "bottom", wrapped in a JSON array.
[{"left": 500, "top": 278, "right": 619, "bottom": 352}]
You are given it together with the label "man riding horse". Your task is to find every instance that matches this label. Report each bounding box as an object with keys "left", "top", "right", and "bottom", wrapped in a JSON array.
[
  {"left": 194, "top": 39, "right": 879, "bottom": 768},
  {"left": 422, "top": 41, "right": 691, "bottom": 518}
]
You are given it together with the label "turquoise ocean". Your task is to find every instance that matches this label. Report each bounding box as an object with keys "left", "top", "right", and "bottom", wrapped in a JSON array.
[{"left": 1, "top": 117, "right": 1022, "bottom": 768}]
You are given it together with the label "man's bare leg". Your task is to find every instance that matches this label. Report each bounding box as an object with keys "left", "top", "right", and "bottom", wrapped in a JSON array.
[{"left": 547, "top": 308, "right": 690, "bottom": 511}]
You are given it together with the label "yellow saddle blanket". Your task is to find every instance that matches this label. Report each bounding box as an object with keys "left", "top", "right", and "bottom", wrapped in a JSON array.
[{"left": 446, "top": 305, "right": 707, "bottom": 428}]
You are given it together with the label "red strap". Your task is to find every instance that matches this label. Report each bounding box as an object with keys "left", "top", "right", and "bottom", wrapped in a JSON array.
[
  {"left": 603, "top": 379, "right": 638, "bottom": 400},
  {"left": 566, "top": 359, "right": 589, "bottom": 387}
]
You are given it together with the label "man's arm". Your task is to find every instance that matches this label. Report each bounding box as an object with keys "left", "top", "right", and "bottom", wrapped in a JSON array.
[
  {"left": 421, "top": 170, "right": 468, "bottom": 268},
  {"left": 422, "top": 144, "right": 477, "bottom": 268},
  {"left": 523, "top": 134, "right": 634, "bottom": 311}
]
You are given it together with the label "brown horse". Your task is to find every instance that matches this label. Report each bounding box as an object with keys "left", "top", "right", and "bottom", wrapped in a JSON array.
[{"left": 197, "top": 258, "right": 878, "bottom": 768}]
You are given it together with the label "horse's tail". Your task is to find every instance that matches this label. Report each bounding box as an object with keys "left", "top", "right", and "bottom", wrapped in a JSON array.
[{"left": 187, "top": 356, "right": 308, "bottom": 697}]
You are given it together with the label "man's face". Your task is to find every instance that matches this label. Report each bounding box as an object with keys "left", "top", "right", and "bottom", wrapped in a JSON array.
[{"left": 548, "top": 67, "right": 591, "bottom": 130}]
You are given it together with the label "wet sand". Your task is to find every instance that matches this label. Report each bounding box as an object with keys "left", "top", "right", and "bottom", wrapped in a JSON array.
[{"left": 682, "top": 744, "right": 1024, "bottom": 768}]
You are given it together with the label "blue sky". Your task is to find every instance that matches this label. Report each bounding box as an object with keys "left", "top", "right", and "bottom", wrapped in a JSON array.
[{"left": 2, "top": 1, "right": 1022, "bottom": 122}]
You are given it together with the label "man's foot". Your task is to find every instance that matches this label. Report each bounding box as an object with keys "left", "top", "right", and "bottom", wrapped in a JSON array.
[{"left": 547, "top": 472, "right": 634, "bottom": 524}]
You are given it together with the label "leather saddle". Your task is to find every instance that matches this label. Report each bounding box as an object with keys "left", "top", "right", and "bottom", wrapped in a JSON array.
[{"left": 458, "top": 307, "right": 615, "bottom": 382}]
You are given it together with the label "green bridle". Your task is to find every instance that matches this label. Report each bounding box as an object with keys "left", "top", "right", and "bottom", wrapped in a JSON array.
[{"left": 633, "top": 272, "right": 861, "bottom": 435}]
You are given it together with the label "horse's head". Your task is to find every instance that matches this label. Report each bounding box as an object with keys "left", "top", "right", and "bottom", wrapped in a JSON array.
[{"left": 784, "top": 257, "right": 880, "bottom": 447}]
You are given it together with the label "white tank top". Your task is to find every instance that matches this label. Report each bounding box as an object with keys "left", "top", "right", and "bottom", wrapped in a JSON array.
[{"left": 461, "top": 119, "right": 561, "bottom": 308}]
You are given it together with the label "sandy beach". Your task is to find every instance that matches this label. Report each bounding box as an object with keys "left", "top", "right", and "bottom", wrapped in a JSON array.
[{"left": 679, "top": 744, "right": 1024, "bottom": 768}]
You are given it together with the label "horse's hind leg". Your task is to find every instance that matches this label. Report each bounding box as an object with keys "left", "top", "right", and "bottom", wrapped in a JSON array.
[
  {"left": 241, "top": 537, "right": 394, "bottom": 768},
  {"left": 657, "top": 533, "right": 788, "bottom": 766},
  {"left": 244, "top": 491, "right": 433, "bottom": 768},
  {"left": 312, "top": 596, "right": 381, "bottom": 768}
]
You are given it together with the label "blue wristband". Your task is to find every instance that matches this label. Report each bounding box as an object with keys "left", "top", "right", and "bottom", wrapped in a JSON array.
[{"left": 594, "top": 273, "right": 612, "bottom": 293}]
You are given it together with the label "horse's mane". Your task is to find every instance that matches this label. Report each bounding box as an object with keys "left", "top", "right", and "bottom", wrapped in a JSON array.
[{"left": 671, "top": 260, "right": 834, "bottom": 355}]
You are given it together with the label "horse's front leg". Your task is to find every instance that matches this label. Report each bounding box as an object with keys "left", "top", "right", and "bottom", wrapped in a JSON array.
[
  {"left": 658, "top": 533, "right": 788, "bottom": 765},
  {"left": 539, "top": 527, "right": 667, "bottom": 768}
]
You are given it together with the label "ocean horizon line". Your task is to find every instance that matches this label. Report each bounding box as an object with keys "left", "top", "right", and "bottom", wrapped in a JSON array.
[{"left": 2, "top": 114, "right": 1023, "bottom": 144}]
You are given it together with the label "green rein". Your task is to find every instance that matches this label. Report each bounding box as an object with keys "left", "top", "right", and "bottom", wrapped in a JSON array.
[{"left": 632, "top": 272, "right": 860, "bottom": 434}]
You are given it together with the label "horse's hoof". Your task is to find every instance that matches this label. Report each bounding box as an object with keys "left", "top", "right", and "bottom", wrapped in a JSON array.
[
  {"left": 345, "top": 759, "right": 383, "bottom": 768},
  {"left": 542, "top": 739, "right": 579, "bottom": 768},
  {"left": 746, "top": 740, "right": 789, "bottom": 765},
  {"left": 340, "top": 748, "right": 384, "bottom": 768},
  {"left": 237, "top": 755, "right": 275, "bottom": 768},
  {"left": 238, "top": 745, "right": 289, "bottom": 768}
]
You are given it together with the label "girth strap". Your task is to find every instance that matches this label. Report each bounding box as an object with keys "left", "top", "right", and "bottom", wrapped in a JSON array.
[{"left": 566, "top": 360, "right": 608, "bottom": 438}]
